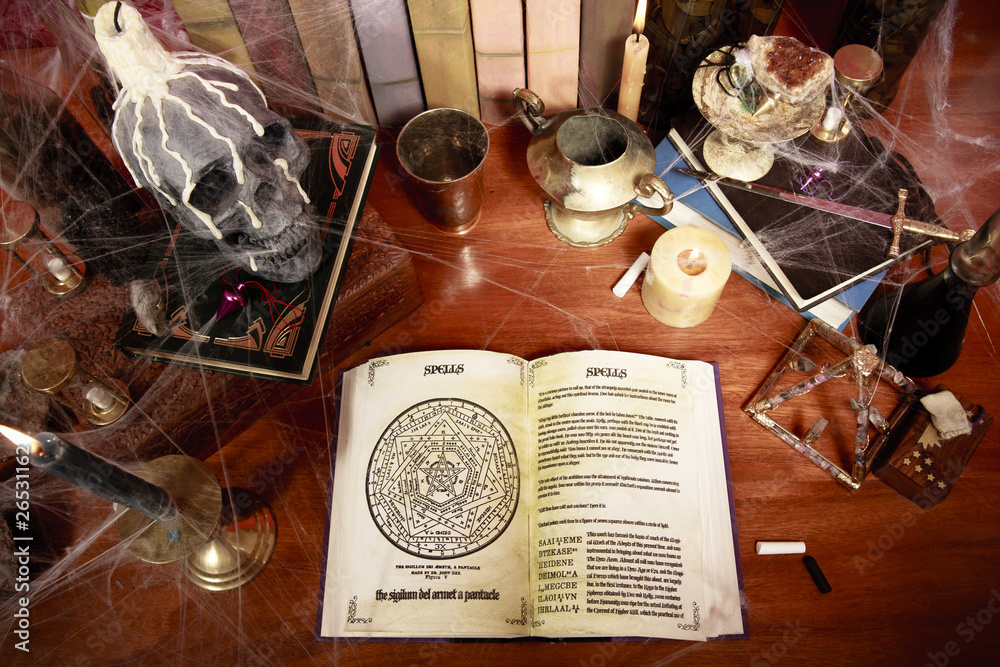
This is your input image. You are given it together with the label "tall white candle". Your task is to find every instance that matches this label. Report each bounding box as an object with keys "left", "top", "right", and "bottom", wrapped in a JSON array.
[
  {"left": 641, "top": 226, "right": 732, "bottom": 328},
  {"left": 617, "top": 0, "right": 649, "bottom": 122}
]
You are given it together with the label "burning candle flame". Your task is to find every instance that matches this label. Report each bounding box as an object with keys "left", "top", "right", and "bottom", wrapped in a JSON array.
[
  {"left": 633, "top": 0, "right": 647, "bottom": 36},
  {"left": 678, "top": 247, "right": 708, "bottom": 276},
  {"left": 0, "top": 424, "right": 41, "bottom": 456}
]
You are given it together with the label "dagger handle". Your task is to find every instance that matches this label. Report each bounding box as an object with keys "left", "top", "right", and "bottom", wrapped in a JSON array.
[
  {"left": 903, "top": 220, "right": 976, "bottom": 244},
  {"left": 888, "top": 189, "right": 908, "bottom": 258},
  {"left": 889, "top": 188, "right": 976, "bottom": 257}
]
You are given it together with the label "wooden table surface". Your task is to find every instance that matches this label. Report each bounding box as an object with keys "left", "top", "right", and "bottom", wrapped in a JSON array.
[{"left": 7, "top": 3, "right": 1000, "bottom": 665}]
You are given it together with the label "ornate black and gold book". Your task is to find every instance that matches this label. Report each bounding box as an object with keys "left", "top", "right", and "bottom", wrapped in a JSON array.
[{"left": 116, "top": 119, "right": 379, "bottom": 384}]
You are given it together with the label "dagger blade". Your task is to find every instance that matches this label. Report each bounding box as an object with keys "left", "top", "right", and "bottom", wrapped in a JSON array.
[{"left": 676, "top": 167, "right": 901, "bottom": 230}]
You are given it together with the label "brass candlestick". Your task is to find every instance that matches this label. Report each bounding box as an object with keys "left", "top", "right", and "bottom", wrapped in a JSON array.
[
  {"left": 20, "top": 338, "right": 129, "bottom": 426},
  {"left": 181, "top": 486, "right": 277, "bottom": 591},
  {"left": 811, "top": 44, "right": 884, "bottom": 145},
  {"left": 116, "top": 456, "right": 277, "bottom": 591},
  {"left": 0, "top": 196, "right": 85, "bottom": 297},
  {"left": 0, "top": 422, "right": 276, "bottom": 592},
  {"left": 21, "top": 338, "right": 130, "bottom": 426}
]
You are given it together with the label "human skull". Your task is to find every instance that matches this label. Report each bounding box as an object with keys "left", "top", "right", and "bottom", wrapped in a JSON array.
[{"left": 94, "top": 2, "right": 321, "bottom": 283}]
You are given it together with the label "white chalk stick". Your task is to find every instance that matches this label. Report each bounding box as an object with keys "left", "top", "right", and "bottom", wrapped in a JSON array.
[
  {"left": 755, "top": 541, "right": 806, "bottom": 555},
  {"left": 612, "top": 252, "right": 650, "bottom": 298}
]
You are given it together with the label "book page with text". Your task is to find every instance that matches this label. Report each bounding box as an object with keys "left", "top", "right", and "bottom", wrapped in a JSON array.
[
  {"left": 319, "top": 350, "right": 531, "bottom": 638},
  {"left": 527, "top": 350, "right": 718, "bottom": 640}
]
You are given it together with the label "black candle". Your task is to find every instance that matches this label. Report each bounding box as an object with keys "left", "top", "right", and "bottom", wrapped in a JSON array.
[{"left": 1, "top": 427, "right": 175, "bottom": 520}]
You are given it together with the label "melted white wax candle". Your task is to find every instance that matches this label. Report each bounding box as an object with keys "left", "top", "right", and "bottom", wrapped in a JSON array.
[
  {"left": 94, "top": 2, "right": 267, "bottom": 242},
  {"left": 617, "top": 0, "right": 649, "bottom": 122},
  {"left": 641, "top": 227, "right": 732, "bottom": 328},
  {"left": 46, "top": 257, "right": 72, "bottom": 282},
  {"left": 618, "top": 33, "right": 649, "bottom": 122},
  {"left": 85, "top": 386, "right": 116, "bottom": 411}
]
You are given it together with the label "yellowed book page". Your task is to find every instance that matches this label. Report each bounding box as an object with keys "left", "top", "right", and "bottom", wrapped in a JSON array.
[
  {"left": 527, "top": 350, "right": 712, "bottom": 640},
  {"left": 320, "top": 350, "right": 531, "bottom": 638}
]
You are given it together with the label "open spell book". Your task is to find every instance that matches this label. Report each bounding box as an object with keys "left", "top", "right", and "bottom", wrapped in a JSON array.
[{"left": 317, "top": 349, "right": 746, "bottom": 641}]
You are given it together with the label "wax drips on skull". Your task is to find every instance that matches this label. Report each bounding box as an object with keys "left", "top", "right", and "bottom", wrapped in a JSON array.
[{"left": 93, "top": 2, "right": 321, "bottom": 283}]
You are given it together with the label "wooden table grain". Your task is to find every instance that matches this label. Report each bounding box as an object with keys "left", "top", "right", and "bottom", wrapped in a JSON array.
[{"left": 7, "top": 4, "right": 1000, "bottom": 665}]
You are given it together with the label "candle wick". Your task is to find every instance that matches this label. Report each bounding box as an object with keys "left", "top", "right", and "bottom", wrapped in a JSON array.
[
  {"left": 113, "top": 2, "right": 123, "bottom": 33},
  {"left": 678, "top": 247, "right": 708, "bottom": 276}
]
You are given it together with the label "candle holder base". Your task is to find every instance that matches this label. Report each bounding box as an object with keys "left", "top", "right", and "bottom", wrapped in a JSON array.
[
  {"left": 544, "top": 200, "right": 629, "bottom": 248},
  {"left": 42, "top": 257, "right": 86, "bottom": 298},
  {"left": 81, "top": 378, "right": 130, "bottom": 426},
  {"left": 116, "top": 455, "right": 222, "bottom": 564},
  {"left": 181, "top": 487, "right": 277, "bottom": 591},
  {"left": 810, "top": 119, "right": 852, "bottom": 146},
  {"left": 702, "top": 129, "right": 774, "bottom": 182},
  {"left": 116, "top": 459, "right": 277, "bottom": 590}
]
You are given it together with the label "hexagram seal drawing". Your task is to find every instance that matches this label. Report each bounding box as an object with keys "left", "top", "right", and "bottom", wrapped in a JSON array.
[{"left": 366, "top": 398, "right": 520, "bottom": 559}]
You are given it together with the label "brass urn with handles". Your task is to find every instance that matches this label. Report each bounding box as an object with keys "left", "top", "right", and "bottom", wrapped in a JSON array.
[{"left": 513, "top": 88, "right": 673, "bottom": 247}]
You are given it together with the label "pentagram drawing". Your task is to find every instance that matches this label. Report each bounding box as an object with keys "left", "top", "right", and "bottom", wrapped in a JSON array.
[{"left": 366, "top": 398, "right": 520, "bottom": 559}]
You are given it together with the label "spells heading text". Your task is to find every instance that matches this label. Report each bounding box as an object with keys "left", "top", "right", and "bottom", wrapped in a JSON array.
[
  {"left": 424, "top": 364, "right": 465, "bottom": 376},
  {"left": 586, "top": 367, "right": 628, "bottom": 380}
]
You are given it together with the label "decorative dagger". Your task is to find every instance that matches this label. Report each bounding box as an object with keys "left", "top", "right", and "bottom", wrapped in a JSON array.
[{"left": 677, "top": 168, "right": 974, "bottom": 258}]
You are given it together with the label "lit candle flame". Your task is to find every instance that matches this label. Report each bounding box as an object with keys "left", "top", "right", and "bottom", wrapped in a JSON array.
[
  {"left": 0, "top": 425, "right": 41, "bottom": 456},
  {"left": 633, "top": 0, "right": 647, "bottom": 36},
  {"left": 678, "top": 247, "right": 708, "bottom": 276}
]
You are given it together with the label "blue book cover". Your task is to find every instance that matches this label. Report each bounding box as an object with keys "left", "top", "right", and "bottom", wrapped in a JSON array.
[
  {"left": 649, "top": 117, "right": 935, "bottom": 325},
  {"left": 647, "top": 131, "right": 861, "bottom": 330}
]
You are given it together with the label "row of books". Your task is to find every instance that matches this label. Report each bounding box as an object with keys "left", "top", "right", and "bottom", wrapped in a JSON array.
[{"left": 129, "top": 0, "right": 641, "bottom": 127}]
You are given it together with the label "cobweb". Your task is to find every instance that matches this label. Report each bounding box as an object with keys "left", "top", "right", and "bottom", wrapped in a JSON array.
[
  {"left": 0, "top": 0, "right": 997, "bottom": 664},
  {"left": 644, "top": 0, "right": 1000, "bottom": 364}
]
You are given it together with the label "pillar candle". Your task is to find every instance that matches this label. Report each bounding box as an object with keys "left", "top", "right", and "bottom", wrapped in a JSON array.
[
  {"left": 641, "top": 226, "right": 732, "bottom": 328},
  {"left": 617, "top": 0, "right": 649, "bottom": 122}
]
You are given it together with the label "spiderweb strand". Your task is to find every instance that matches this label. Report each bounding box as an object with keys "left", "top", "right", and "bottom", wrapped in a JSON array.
[{"left": 0, "top": 1, "right": 997, "bottom": 664}]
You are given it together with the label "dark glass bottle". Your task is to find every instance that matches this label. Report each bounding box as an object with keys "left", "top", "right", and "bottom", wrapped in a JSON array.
[{"left": 858, "top": 207, "right": 1000, "bottom": 377}]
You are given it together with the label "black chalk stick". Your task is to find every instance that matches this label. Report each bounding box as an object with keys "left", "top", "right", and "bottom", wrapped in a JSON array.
[{"left": 803, "top": 555, "right": 832, "bottom": 594}]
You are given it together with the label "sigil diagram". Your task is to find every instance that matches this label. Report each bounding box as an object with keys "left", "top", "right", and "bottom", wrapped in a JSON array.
[{"left": 366, "top": 398, "right": 520, "bottom": 559}]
